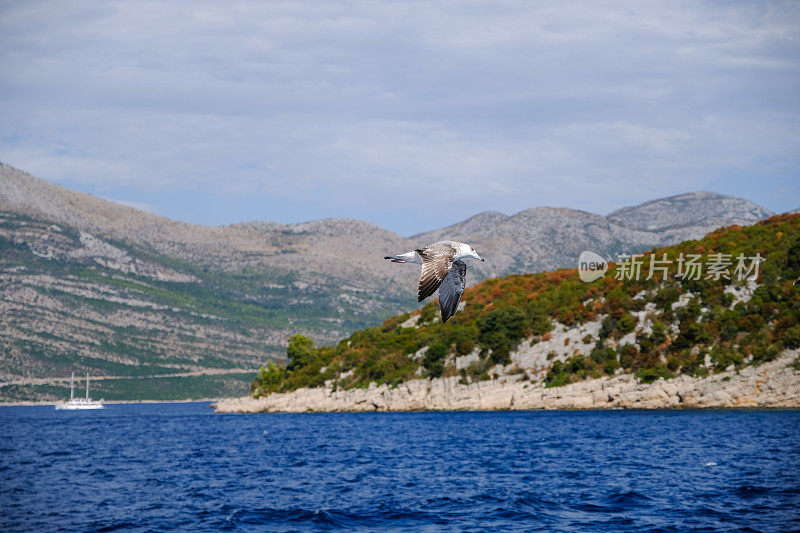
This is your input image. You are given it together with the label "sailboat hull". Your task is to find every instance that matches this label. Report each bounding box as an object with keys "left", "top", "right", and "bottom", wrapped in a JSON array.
[{"left": 55, "top": 400, "right": 104, "bottom": 410}]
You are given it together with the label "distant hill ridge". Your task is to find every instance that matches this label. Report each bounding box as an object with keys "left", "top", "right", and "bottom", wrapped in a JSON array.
[
  {"left": 0, "top": 161, "right": 782, "bottom": 401},
  {"left": 607, "top": 191, "right": 773, "bottom": 231},
  {"left": 0, "top": 162, "right": 775, "bottom": 285}
]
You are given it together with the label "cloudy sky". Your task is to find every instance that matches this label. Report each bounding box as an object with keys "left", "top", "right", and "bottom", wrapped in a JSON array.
[{"left": 1, "top": 1, "right": 798, "bottom": 235}]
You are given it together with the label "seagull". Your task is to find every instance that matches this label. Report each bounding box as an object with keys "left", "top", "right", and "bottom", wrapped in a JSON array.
[{"left": 385, "top": 241, "right": 484, "bottom": 323}]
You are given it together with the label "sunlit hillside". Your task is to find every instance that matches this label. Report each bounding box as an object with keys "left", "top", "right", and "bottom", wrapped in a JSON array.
[{"left": 252, "top": 214, "right": 800, "bottom": 396}]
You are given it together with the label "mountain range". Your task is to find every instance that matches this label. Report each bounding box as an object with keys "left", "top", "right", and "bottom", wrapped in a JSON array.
[{"left": 0, "top": 161, "right": 776, "bottom": 400}]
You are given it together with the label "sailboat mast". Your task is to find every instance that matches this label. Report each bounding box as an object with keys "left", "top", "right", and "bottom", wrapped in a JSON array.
[
  {"left": 86, "top": 373, "right": 89, "bottom": 400},
  {"left": 70, "top": 372, "right": 75, "bottom": 399}
]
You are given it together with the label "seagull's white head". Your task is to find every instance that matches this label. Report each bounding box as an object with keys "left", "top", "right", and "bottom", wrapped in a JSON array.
[{"left": 456, "top": 242, "right": 484, "bottom": 262}]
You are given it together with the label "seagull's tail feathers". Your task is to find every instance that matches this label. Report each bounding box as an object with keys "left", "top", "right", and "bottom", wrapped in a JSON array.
[{"left": 384, "top": 251, "right": 420, "bottom": 264}]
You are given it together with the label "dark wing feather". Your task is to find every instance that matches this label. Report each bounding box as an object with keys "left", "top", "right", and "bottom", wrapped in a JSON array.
[
  {"left": 438, "top": 260, "right": 467, "bottom": 323},
  {"left": 416, "top": 244, "right": 455, "bottom": 302}
]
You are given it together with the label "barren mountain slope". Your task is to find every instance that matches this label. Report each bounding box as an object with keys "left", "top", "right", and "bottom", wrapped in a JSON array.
[
  {"left": 415, "top": 195, "right": 775, "bottom": 280},
  {"left": 607, "top": 191, "right": 773, "bottom": 231},
  {"left": 2, "top": 163, "right": 775, "bottom": 296},
  {"left": 0, "top": 163, "right": 417, "bottom": 292}
]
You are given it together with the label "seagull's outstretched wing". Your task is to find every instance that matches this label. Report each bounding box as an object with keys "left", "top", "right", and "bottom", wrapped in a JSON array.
[
  {"left": 438, "top": 260, "right": 467, "bottom": 323},
  {"left": 416, "top": 243, "right": 456, "bottom": 302}
]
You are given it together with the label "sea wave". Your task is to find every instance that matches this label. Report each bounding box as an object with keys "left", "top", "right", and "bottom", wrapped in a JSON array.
[{"left": 1, "top": 404, "right": 799, "bottom": 531}]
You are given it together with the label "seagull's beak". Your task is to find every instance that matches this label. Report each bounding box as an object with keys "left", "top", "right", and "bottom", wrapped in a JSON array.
[{"left": 477, "top": 254, "right": 485, "bottom": 262}]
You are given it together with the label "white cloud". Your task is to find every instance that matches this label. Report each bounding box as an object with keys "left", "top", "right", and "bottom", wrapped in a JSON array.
[{"left": 0, "top": 0, "right": 798, "bottom": 234}]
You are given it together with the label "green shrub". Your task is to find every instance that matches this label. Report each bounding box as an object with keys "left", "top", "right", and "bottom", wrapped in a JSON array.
[
  {"left": 286, "top": 334, "right": 318, "bottom": 371},
  {"left": 590, "top": 346, "right": 615, "bottom": 364},
  {"left": 673, "top": 321, "right": 713, "bottom": 350},
  {"left": 423, "top": 343, "right": 449, "bottom": 377},
  {"left": 478, "top": 306, "right": 525, "bottom": 362},
  {"left": 250, "top": 361, "right": 286, "bottom": 397},
  {"left": 636, "top": 366, "right": 673, "bottom": 384},
  {"left": 566, "top": 355, "right": 586, "bottom": 374},
  {"left": 721, "top": 292, "right": 735, "bottom": 308},
  {"left": 752, "top": 343, "right": 780, "bottom": 364},
  {"left": 666, "top": 354, "right": 681, "bottom": 371},
  {"left": 654, "top": 286, "right": 680, "bottom": 311},
  {"left": 782, "top": 326, "right": 800, "bottom": 349},
  {"left": 531, "top": 315, "right": 554, "bottom": 336},
  {"left": 545, "top": 360, "right": 569, "bottom": 387},
  {"left": 715, "top": 310, "right": 740, "bottom": 342},
  {"left": 463, "top": 359, "right": 491, "bottom": 382},
  {"left": 637, "top": 333, "right": 654, "bottom": 355},
  {"left": 456, "top": 339, "right": 475, "bottom": 355},
  {"left": 419, "top": 304, "right": 437, "bottom": 324},
  {"left": 651, "top": 322, "right": 668, "bottom": 346},
  {"left": 605, "top": 287, "right": 632, "bottom": 317},
  {"left": 675, "top": 298, "right": 702, "bottom": 322},
  {"left": 599, "top": 316, "right": 617, "bottom": 339},
  {"left": 618, "top": 344, "right": 640, "bottom": 369},
  {"left": 710, "top": 346, "right": 744, "bottom": 370},
  {"left": 785, "top": 235, "right": 800, "bottom": 275},
  {"left": 603, "top": 358, "right": 620, "bottom": 374},
  {"left": 618, "top": 313, "right": 637, "bottom": 334}
]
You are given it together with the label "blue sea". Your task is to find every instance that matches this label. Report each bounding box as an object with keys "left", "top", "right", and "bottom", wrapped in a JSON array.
[{"left": 1, "top": 405, "right": 799, "bottom": 532}]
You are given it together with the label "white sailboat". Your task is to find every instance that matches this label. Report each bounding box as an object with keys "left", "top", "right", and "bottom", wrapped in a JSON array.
[{"left": 55, "top": 372, "right": 104, "bottom": 410}]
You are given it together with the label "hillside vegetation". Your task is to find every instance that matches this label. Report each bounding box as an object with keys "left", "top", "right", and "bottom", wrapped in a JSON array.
[
  {"left": 0, "top": 211, "right": 404, "bottom": 401},
  {"left": 252, "top": 214, "right": 800, "bottom": 396}
]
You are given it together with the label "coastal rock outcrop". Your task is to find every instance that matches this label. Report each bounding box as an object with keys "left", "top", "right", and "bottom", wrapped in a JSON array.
[{"left": 214, "top": 351, "right": 800, "bottom": 413}]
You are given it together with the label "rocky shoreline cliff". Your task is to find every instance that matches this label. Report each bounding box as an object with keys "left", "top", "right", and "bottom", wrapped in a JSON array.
[{"left": 214, "top": 350, "right": 800, "bottom": 413}]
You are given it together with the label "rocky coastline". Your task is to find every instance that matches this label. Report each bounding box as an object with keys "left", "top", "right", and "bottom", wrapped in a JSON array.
[{"left": 214, "top": 350, "right": 800, "bottom": 413}]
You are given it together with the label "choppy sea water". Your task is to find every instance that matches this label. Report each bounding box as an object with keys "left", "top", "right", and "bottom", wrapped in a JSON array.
[{"left": 1, "top": 404, "right": 799, "bottom": 532}]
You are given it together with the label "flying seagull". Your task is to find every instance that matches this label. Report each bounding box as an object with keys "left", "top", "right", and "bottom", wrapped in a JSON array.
[{"left": 385, "top": 241, "right": 484, "bottom": 323}]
